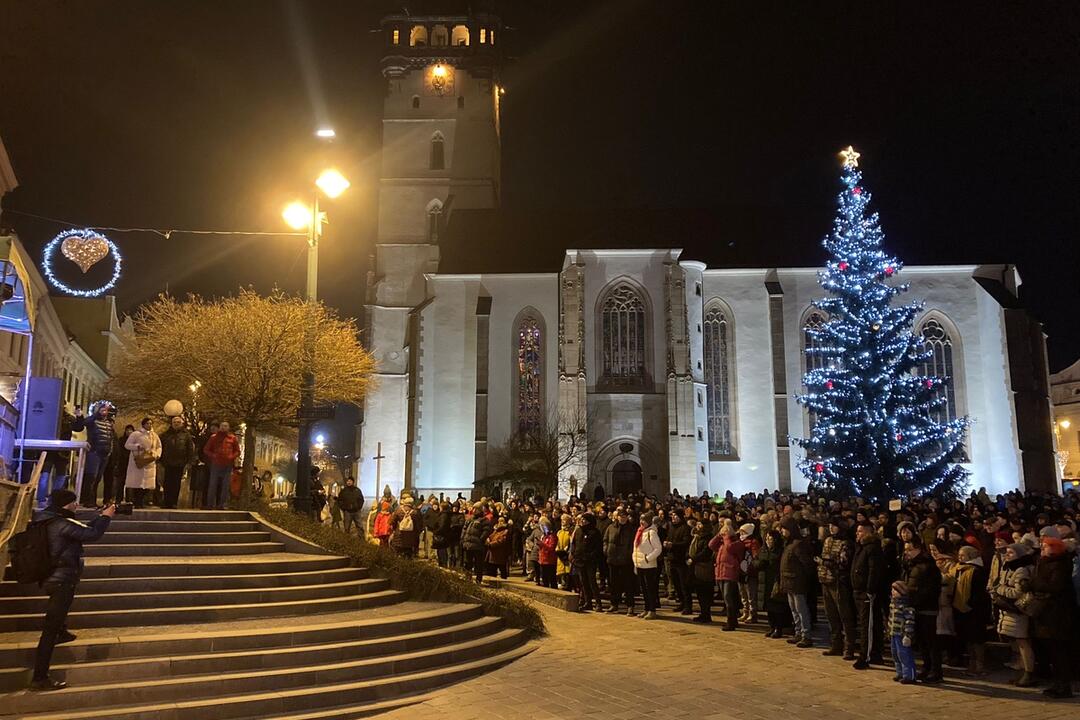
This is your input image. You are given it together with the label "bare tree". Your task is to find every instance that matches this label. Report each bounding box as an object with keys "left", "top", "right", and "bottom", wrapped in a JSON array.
[
  {"left": 108, "top": 290, "right": 376, "bottom": 497},
  {"left": 486, "top": 407, "right": 591, "bottom": 498}
]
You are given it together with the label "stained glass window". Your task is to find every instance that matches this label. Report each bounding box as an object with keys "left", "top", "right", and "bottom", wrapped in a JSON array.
[
  {"left": 919, "top": 318, "right": 958, "bottom": 424},
  {"left": 703, "top": 304, "right": 735, "bottom": 456},
  {"left": 601, "top": 285, "right": 646, "bottom": 386},
  {"left": 517, "top": 317, "right": 543, "bottom": 435}
]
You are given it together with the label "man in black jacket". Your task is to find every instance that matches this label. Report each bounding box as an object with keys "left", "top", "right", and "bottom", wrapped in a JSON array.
[
  {"left": 603, "top": 508, "right": 636, "bottom": 615},
  {"left": 337, "top": 476, "right": 365, "bottom": 537},
  {"left": 158, "top": 416, "right": 196, "bottom": 509},
  {"left": 850, "top": 520, "right": 885, "bottom": 669},
  {"left": 31, "top": 489, "right": 115, "bottom": 690},
  {"left": 71, "top": 402, "right": 116, "bottom": 507},
  {"left": 665, "top": 511, "right": 692, "bottom": 614}
]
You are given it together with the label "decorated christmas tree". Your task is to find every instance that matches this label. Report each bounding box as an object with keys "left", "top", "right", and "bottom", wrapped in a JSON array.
[{"left": 794, "top": 146, "right": 969, "bottom": 500}]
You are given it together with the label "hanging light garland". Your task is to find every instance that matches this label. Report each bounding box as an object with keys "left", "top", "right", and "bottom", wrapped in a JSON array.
[{"left": 43, "top": 228, "right": 123, "bottom": 297}]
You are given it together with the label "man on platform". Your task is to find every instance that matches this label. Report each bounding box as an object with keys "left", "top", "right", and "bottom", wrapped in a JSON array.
[
  {"left": 71, "top": 402, "right": 116, "bottom": 507},
  {"left": 159, "top": 416, "right": 196, "bottom": 509}
]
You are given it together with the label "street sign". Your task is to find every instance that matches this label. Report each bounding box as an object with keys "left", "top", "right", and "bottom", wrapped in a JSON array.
[{"left": 296, "top": 406, "right": 335, "bottom": 420}]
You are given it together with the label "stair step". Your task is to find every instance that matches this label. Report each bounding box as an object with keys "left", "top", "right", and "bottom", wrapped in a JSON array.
[
  {"left": 4, "top": 631, "right": 531, "bottom": 716},
  {"left": 0, "top": 587, "right": 404, "bottom": 631},
  {"left": 250, "top": 693, "right": 433, "bottom": 720},
  {"left": 75, "top": 510, "right": 252, "bottom": 522},
  {"left": 85, "top": 542, "right": 285, "bottom": 557},
  {"left": 1, "top": 567, "right": 367, "bottom": 598},
  {"left": 0, "top": 603, "right": 484, "bottom": 668},
  {"left": 93, "top": 521, "right": 260, "bottom": 533},
  {"left": 95, "top": 531, "right": 271, "bottom": 544},
  {"left": 4, "top": 616, "right": 504, "bottom": 689},
  {"left": 0, "top": 576, "right": 381, "bottom": 614},
  {"left": 80, "top": 555, "right": 347, "bottom": 579}
]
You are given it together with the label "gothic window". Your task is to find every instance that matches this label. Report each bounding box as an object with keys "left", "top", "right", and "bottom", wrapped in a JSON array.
[
  {"left": 426, "top": 200, "right": 443, "bottom": 242},
  {"left": 803, "top": 311, "right": 828, "bottom": 433},
  {"left": 451, "top": 25, "right": 469, "bottom": 46},
  {"left": 918, "top": 318, "right": 960, "bottom": 424},
  {"left": 409, "top": 25, "right": 428, "bottom": 47},
  {"left": 703, "top": 301, "right": 736, "bottom": 457},
  {"left": 430, "top": 132, "right": 445, "bottom": 170},
  {"left": 516, "top": 316, "right": 543, "bottom": 436},
  {"left": 600, "top": 284, "right": 647, "bottom": 387}
]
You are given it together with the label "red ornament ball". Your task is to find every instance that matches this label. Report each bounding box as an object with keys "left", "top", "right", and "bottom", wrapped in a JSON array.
[
  {"left": 853, "top": 187, "right": 863, "bottom": 195},
  {"left": 896, "top": 433, "right": 903, "bottom": 441},
  {"left": 925, "top": 379, "right": 934, "bottom": 389},
  {"left": 814, "top": 462, "right": 825, "bottom": 474},
  {"left": 838, "top": 261, "right": 849, "bottom": 271},
  {"left": 884, "top": 265, "right": 895, "bottom": 276},
  {"left": 825, "top": 380, "right": 834, "bottom": 390}
]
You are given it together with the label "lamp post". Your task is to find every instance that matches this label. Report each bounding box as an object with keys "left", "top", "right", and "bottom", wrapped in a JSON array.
[{"left": 282, "top": 160, "right": 350, "bottom": 515}]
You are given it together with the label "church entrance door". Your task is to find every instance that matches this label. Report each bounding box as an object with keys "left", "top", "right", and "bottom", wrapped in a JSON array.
[{"left": 611, "top": 459, "right": 643, "bottom": 496}]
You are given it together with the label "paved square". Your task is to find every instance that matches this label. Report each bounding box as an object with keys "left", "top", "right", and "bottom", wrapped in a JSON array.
[{"left": 378, "top": 604, "right": 1075, "bottom": 720}]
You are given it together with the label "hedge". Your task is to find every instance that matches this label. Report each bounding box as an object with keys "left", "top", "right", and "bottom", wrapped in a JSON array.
[{"left": 237, "top": 499, "right": 546, "bottom": 636}]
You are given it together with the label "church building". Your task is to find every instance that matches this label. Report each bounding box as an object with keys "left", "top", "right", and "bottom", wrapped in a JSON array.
[{"left": 359, "top": 7, "right": 1058, "bottom": 501}]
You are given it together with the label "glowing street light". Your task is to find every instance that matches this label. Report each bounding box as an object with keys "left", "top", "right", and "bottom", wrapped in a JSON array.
[
  {"left": 315, "top": 169, "right": 350, "bottom": 199},
  {"left": 1061, "top": 419, "right": 1072, "bottom": 430},
  {"left": 315, "top": 127, "right": 336, "bottom": 138},
  {"left": 282, "top": 201, "right": 313, "bottom": 230}
]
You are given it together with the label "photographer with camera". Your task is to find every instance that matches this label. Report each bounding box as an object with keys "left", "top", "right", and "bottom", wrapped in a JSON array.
[{"left": 29, "top": 489, "right": 116, "bottom": 691}]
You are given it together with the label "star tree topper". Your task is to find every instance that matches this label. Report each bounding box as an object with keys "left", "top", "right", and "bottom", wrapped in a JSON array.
[{"left": 839, "top": 145, "right": 861, "bottom": 168}]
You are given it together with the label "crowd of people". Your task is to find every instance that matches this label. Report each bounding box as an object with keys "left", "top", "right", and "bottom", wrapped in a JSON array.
[{"left": 359, "top": 485, "right": 1080, "bottom": 698}]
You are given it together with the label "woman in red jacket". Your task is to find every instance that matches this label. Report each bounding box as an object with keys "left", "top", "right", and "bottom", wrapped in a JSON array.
[
  {"left": 536, "top": 518, "right": 558, "bottom": 588},
  {"left": 709, "top": 519, "right": 746, "bottom": 631}
]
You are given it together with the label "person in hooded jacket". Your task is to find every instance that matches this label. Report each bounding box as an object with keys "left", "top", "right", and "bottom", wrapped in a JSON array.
[
  {"left": 604, "top": 507, "right": 637, "bottom": 614},
  {"left": 688, "top": 519, "right": 716, "bottom": 622},
  {"left": 710, "top": 519, "right": 746, "bottom": 631},
  {"left": 992, "top": 542, "right": 1037, "bottom": 687},
  {"left": 758, "top": 529, "right": 793, "bottom": 638},
  {"left": 934, "top": 543, "right": 991, "bottom": 676},
  {"left": 570, "top": 512, "right": 603, "bottom": 611},
  {"left": 633, "top": 511, "right": 664, "bottom": 619},
  {"left": 818, "top": 515, "right": 857, "bottom": 659},
  {"left": 30, "top": 489, "right": 116, "bottom": 690},
  {"left": 902, "top": 533, "right": 943, "bottom": 683},
  {"left": 536, "top": 518, "right": 558, "bottom": 589}
]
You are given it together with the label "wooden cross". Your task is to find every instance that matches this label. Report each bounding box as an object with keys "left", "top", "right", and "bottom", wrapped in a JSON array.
[{"left": 373, "top": 442, "right": 386, "bottom": 489}]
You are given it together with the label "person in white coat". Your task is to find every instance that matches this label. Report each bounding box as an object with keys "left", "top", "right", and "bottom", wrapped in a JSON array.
[
  {"left": 633, "top": 511, "right": 664, "bottom": 619},
  {"left": 125, "top": 417, "right": 161, "bottom": 508}
]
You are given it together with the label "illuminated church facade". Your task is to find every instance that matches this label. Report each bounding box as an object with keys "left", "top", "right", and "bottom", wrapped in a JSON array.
[{"left": 358, "top": 7, "right": 1058, "bottom": 500}]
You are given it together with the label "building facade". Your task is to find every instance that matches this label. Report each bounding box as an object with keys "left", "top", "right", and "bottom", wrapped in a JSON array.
[
  {"left": 359, "top": 8, "right": 1057, "bottom": 500},
  {"left": 1051, "top": 358, "right": 1080, "bottom": 482}
]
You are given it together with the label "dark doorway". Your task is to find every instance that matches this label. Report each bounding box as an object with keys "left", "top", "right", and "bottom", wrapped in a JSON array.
[{"left": 611, "top": 459, "right": 643, "bottom": 496}]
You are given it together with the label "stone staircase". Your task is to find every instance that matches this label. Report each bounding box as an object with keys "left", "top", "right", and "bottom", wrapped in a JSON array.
[{"left": 0, "top": 509, "right": 534, "bottom": 719}]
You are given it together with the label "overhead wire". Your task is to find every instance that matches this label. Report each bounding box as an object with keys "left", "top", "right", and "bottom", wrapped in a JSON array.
[{"left": 2, "top": 208, "right": 307, "bottom": 239}]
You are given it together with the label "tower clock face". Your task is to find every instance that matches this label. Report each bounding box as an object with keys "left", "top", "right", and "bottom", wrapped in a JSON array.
[{"left": 426, "top": 63, "right": 454, "bottom": 96}]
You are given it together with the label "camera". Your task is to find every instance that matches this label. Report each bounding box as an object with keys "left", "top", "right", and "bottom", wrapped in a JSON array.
[{"left": 114, "top": 502, "right": 134, "bottom": 515}]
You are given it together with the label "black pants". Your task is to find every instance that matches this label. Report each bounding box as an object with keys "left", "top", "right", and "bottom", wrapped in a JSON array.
[
  {"left": 576, "top": 561, "right": 599, "bottom": 608},
  {"left": 33, "top": 581, "right": 77, "bottom": 680},
  {"left": 608, "top": 564, "right": 634, "bottom": 608},
  {"left": 162, "top": 465, "right": 184, "bottom": 508},
  {"left": 694, "top": 578, "right": 715, "bottom": 620},
  {"left": 823, "top": 583, "right": 857, "bottom": 652},
  {"left": 854, "top": 591, "right": 883, "bottom": 662},
  {"left": 539, "top": 563, "right": 556, "bottom": 588},
  {"left": 638, "top": 567, "right": 660, "bottom": 612},
  {"left": 487, "top": 561, "right": 508, "bottom": 579},
  {"left": 915, "top": 613, "right": 941, "bottom": 676},
  {"left": 467, "top": 547, "right": 485, "bottom": 583},
  {"left": 670, "top": 559, "right": 690, "bottom": 610}
]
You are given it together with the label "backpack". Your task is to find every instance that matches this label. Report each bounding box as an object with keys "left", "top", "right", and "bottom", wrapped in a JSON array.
[
  {"left": 398, "top": 512, "right": 414, "bottom": 532},
  {"left": 9, "top": 519, "right": 57, "bottom": 584}
]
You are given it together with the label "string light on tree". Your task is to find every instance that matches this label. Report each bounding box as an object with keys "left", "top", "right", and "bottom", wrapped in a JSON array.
[
  {"left": 792, "top": 146, "right": 969, "bottom": 499},
  {"left": 43, "top": 229, "right": 123, "bottom": 297}
]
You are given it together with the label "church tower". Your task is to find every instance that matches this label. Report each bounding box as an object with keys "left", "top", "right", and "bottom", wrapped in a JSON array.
[{"left": 360, "top": 6, "right": 504, "bottom": 497}]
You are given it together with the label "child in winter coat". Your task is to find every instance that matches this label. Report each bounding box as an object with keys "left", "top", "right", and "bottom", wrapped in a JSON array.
[{"left": 889, "top": 580, "right": 918, "bottom": 684}]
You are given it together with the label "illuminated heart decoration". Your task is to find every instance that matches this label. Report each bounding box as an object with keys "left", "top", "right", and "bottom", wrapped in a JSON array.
[{"left": 61, "top": 232, "right": 110, "bottom": 273}]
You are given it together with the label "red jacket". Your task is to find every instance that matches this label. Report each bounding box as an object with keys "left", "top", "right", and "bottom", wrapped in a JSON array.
[
  {"left": 537, "top": 532, "right": 557, "bottom": 566},
  {"left": 709, "top": 533, "right": 746, "bottom": 581},
  {"left": 203, "top": 431, "right": 241, "bottom": 467}
]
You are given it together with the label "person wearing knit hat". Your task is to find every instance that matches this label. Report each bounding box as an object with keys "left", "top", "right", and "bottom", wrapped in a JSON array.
[
  {"left": 887, "top": 579, "right": 918, "bottom": 683},
  {"left": 1038, "top": 525, "right": 1061, "bottom": 540},
  {"left": 1031, "top": 533, "right": 1076, "bottom": 697}
]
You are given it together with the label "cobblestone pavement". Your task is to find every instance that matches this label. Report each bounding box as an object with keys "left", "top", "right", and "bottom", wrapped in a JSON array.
[{"left": 377, "top": 603, "right": 1077, "bottom": 720}]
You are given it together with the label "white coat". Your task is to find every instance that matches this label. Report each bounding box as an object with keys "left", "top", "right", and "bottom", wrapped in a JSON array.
[
  {"left": 633, "top": 524, "right": 664, "bottom": 569},
  {"left": 125, "top": 428, "right": 161, "bottom": 490}
]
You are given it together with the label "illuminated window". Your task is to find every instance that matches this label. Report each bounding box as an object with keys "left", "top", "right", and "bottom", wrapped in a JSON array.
[
  {"left": 430, "top": 132, "right": 445, "bottom": 170},
  {"left": 451, "top": 25, "right": 469, "bottom": 46},
  {"left": 600, "top": 284, "right": 647, "bottom": 387},
  {"left": 479, "top": 28, "right": 487, "bottom": 44},
  {"left": 703, "top": 301, "right": 736, "bottom": 457},
  {"left": 490, "top": 29, "right": 495, "bottom": 45},
  {"left": 918, "top": 314, "right": 968, "bottom": 460},
  {"left": 410, "top": 25, "right": 428, "bottom": 47},
  {"left": 516, "top": 315, "right": 543, "bottom": 436},
  {"left": 803, "top": 311, "right": 827, "bottom": 432},
  {"left": 392, "top": 29, "right": 400, "bottom": 45}
]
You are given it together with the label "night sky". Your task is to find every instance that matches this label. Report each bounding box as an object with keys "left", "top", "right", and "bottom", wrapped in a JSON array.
[{"left": 0, "top": 1, "right": 1077, "bottom": 370}]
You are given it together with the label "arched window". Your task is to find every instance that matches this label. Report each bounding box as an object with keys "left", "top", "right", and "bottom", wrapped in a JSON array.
[
  {"left": 451, "top": 25, "right": 470, "bottom": 46},
  {"left": 703, "top": 301, "right": 736, "bottom": 457},
  {"left": 430, "top": 24, "right": 449, "bottom": 47},
  {"left": 600, "top": 284, "right": 647, "bottom": 387},
  {"left": 516, "top": 315, "right": 543, "bottom": 436},
  {"left": 429, "top": 132, "right": 445, "bottom": 170},
  {"left": 409, "top": 25, "right": 428, "bottom": 47},
  {"left": 803, "top": 311, "right": 828, "bottom": 432},
  {"left": 426, "top": 200, "right": 443, "bottom": 242},
  {"left": 918, "top": 317, "right": 961, "bottom": 424}
]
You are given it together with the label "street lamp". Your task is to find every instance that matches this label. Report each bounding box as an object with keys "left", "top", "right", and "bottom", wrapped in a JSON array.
[{"left": 283, "top": 136, "right": 349, "bottom": 515}]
